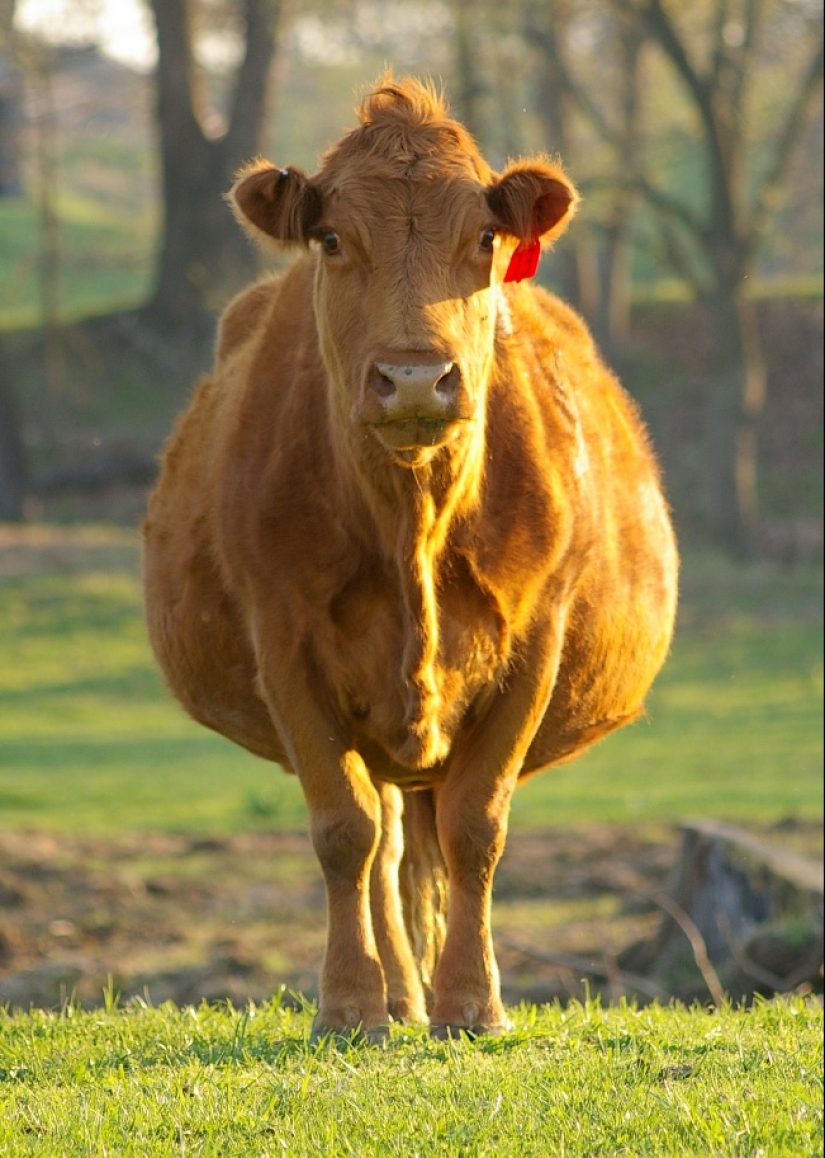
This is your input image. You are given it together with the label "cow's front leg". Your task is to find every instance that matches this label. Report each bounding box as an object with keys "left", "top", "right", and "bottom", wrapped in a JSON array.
[
  {"left": 429, "top": 771, "right": 516, "bottom": 1036},
  {"left": 253, "top": 624, "right": 391, "bottom": 1038},
  {"left": 306, "top": 751, "right": 391, "bottom": 1037},
  {"left": 429, "top": 630, "right": 563, "bottom": 1037}
]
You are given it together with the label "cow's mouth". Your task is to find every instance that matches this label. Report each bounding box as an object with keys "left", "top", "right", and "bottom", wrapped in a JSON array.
[{"left": 370, "top": 416, "right": 467, "bottom": 458}]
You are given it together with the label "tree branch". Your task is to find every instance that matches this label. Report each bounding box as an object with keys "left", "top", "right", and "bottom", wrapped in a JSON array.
[
  {"left": 710, "top": 0, "right": 733, "bottom": 90},
  {"left": 498, "top": 938, "right": 669, "bottom": 1002},
  {"left": 748, "top": 28, "right": 825, "bottom": 251},
  {"left": 613, "top": 0, "right": 742, "bottom": 261},
  {"left": 615, "top": 0, "right": 713, "bottom": 126},
  {"left": 525, "top": 5, "right": 622, "bottom": 148},
  {"left": 224, "top": 0, "right": 287, "bottom": 170},
  {"left": 658, "top": 219, "right": 712, "bottom": 298},
  {"left": 587, "top": 172, "right": 705, "bottom": 239},
  {"left": 647, "top": 890, "right": 726, "bottom": 1008},
  {"left": 148, "top": 0, "right": 204, "bottom": 147},
  {"left": 732, "top": 0, "right": 767, "bottom": 116}
]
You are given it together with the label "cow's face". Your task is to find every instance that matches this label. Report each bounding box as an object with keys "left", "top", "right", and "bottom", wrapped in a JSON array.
[{"left": 231, "top": 81, "right": 578, "bottom": 465}]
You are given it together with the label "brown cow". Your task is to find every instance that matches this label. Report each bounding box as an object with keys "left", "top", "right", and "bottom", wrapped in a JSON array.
[{"left": 143, "top": 77, "right": 678, "bottom": 1039}]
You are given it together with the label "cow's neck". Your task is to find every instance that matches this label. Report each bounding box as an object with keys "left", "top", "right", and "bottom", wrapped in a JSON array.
[{"left": 348, "top": 421, "right": 486, "bottom": 769}]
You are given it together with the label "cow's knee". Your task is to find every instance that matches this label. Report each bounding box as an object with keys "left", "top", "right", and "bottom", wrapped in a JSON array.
[
  {"left": 311, "top": 807, "right": 380, "bottom": 886},
  {"left": 436, "top": 802, "right": 506, "bottom": 889}
]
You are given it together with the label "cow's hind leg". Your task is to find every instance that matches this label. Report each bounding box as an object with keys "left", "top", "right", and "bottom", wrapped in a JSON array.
[{"left": 370, "top": 783, "right": 428, "bottom": 1024}]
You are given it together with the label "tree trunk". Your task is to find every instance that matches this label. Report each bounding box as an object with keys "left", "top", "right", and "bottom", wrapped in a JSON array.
[
  {"left": 453, "top": 0, "right": 485, "bottom": 144},
  {"left": 0, "top": 341, "right": 27, "bottom": 521},
  {"left": 702, "top": 289, "right": 766, "bottom": 558},
  {"left": 631, "top": 819, "right": 823, "bottom": 1006},
  {"left": 592, "top": 13, "right": 644, "bottom": 354},
  {"left": 594, "top": 223, "right": 634, "bottom": 352},
  {"left": 146, "top": 0, "right": 286, "bottom": 329},
  {"left": 0, "top": 63, "right": 24, "bottom": 196},
  {"left": 528, "top": 1, "right": 599, "bottom": 317}
]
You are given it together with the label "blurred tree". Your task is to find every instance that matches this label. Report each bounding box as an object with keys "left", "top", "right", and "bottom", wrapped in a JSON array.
[
  {"left": 523, "top": 0, "right": 597, "bottom": 316},
  {"left": 453, "top": 0, "right": 489, "bottom": 143},
  {"left": 146, "top": 0, "right": 290, "bottom": 326},
  {"left": 524, "top": 1, "right": 646, "bottom": 350},
  {"left": 0, "top": 338, "right": 26, "bottom": 520},
  {"left": 447, "top": 0, "right": 646, "bottom": 352},
  {"left": 0, "top": 0, "right": 23, "bottom": 515},
  {"left": 0, "top": 0, "right": 23, "bottom": 196},
  {"left": 610, "top": 0, "right": 824, "bottom": 556}
]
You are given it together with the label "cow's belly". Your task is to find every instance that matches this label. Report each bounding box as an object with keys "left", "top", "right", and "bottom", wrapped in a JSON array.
[
  {"left": 524, "top": 561, "right": 679, "bottom": 775},
  {"left": 143, "top": 514, "right": 289, "bottom": 766},
  {"left": 315, "top": 566, "right": 506, "bottom": 779}
]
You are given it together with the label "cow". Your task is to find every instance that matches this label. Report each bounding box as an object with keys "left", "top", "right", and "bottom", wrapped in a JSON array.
[{"left": 142, "top": 76, "right": 678, "bottom": 1040}]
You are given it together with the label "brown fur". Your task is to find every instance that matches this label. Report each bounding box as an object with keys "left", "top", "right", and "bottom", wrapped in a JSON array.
[{"left": 143, "top": 77, "right": 678, "bottom": 1036}]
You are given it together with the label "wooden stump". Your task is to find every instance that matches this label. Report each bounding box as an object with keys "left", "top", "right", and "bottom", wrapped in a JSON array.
[{"left": 620, "top": 820, "right": 823, "bottom": 1005}]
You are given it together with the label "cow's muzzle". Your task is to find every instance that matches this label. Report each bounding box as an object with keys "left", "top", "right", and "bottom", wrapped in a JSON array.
[{"left": 359, "top": 357, "right": 474, "bottom": 452}]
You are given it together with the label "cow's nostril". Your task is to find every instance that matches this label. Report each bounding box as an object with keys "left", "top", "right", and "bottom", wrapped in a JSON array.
[
  {"left": 374, "top": 372, "right": 396, "bottom": 400},
  {"left": 374, "top": 360, "right": 456, "bottom": 401},
  {"left": 434, "top": 364, "right": 459, "bottom": 401}
]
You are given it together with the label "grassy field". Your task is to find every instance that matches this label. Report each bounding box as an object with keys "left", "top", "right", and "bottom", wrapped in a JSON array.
[
  {"left": 1, "top": 995, "right": 821, "bottom": 1158},
  {"left": 0, "top": 991, "right": 820, "bottom": 1153},
  {"left": 0, "top": 527, "right": 821, "bottom": 1158},
  {"left": 0, "top": 528, "right": 822, "bottom": 834}
]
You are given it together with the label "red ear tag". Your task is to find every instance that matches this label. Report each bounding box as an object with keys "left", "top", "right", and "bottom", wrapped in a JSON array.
[{"left": 504, "top": 238, "right": 541, "bottom": 283}]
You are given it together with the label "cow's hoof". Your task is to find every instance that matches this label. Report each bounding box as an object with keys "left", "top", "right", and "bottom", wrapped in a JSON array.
[
  {"left": 387, "top": 996, "right": 428, "bottom": 1025},
  {"left": 429, "top": 1021, "right": 509, "bottom": 1041},
  {"left": 310, "top": 1018, "right": 391, "bottom": 1046}
]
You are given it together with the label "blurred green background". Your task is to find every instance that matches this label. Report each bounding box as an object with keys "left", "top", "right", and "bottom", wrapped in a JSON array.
[{"left": 0, "top": 0, "right": 822, "bottom": 837}]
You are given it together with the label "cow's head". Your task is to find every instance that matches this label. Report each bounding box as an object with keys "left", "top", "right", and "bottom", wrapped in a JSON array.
[{"left": 230, "top": 78, "right": 578, "bottom": 466}]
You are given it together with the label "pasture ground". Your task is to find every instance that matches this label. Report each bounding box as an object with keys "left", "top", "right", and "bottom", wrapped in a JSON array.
[{"left": 0, "top": 819, "right": 821, "bottom": 1017}]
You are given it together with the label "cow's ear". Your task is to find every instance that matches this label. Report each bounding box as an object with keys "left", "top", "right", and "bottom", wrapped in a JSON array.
[
  {"left": 229, "top": 162, "right": 323, "bottom": 247},
  {"left": 487, "top": 160, "right": 579, "bottom": 247}
]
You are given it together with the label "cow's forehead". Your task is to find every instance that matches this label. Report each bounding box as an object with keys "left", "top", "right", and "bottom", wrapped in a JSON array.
[
  {"left": 319, "top": 165, "right": 489, "bottom": 216},
  {"left": 319, "top": 116, "right": 493, "bottom": 187}
]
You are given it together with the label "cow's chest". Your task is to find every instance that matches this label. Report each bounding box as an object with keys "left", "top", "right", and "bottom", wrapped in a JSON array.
[{"left": 311, "top": 555, "right": 505, "bottom": 775}]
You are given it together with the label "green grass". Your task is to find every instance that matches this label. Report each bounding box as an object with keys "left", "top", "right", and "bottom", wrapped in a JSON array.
[
  {"left": 511, "top": 619, "right": 823, "bottom": 826},
  {"left": 0, "top": 536, "right": 821, "bottom": 833},
  {"left": 0, "top": 996, "right": 821, "bottom": 1157}
]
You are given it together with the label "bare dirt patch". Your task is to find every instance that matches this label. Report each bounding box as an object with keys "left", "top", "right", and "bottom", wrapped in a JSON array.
[{"left": 1, "top": 821, "right": 820, "bottom": 1013}]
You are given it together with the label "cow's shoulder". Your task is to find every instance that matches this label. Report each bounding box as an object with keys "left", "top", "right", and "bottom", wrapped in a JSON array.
[
  {"left": 526, "top": 284, "right": 596, "bottom": 348},
  {"left": 506, "top": 284, "right": 601, "bottom": 383},
  {"left": 216, "top": 257, "right": 316, "bottom": 370},
  {"left": 510, "top": 284, "right": 651, "bottom": 455},
  {"left": 216, "top": 278, "right": 277, "bottom": 368}
]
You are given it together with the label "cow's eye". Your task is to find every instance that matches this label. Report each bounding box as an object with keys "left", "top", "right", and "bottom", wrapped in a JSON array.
[
  {"left": 479, "top": 228, "right": 496, "bottom": 252},
  {"left": 320, "top": 230, "right": 341, "bottom": 256}
]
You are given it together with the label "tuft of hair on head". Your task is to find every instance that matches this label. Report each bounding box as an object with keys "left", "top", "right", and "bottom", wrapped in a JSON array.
[{"left": 356, "top": 72, "right": 451, "bottom": 129}]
